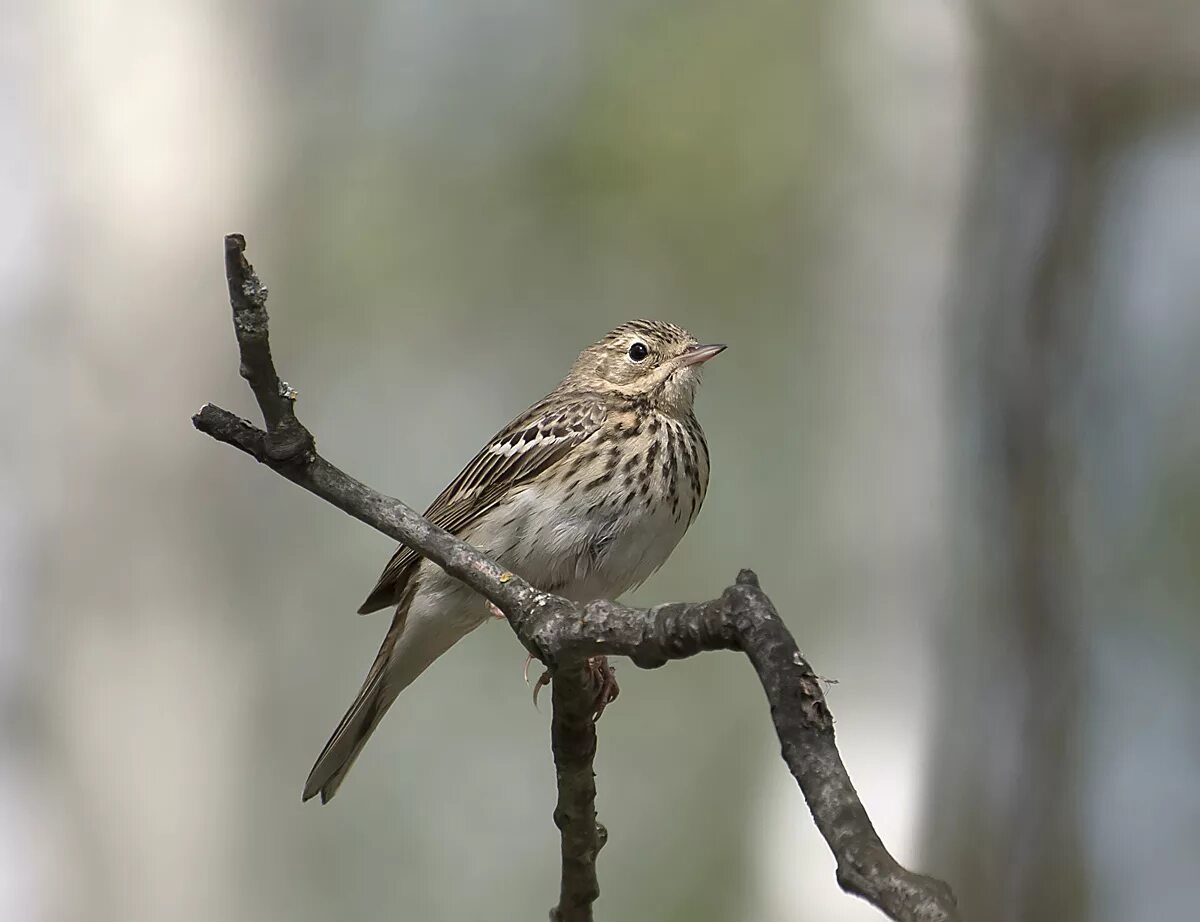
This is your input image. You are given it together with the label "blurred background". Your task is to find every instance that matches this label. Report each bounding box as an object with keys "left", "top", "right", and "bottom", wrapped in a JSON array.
[{"left": 3, "top": 1, "right": 1199, "bottom": 920}]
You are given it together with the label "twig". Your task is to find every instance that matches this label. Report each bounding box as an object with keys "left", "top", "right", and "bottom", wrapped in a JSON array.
[
  {"left": 222, "top": 234, "right": 312, "bottom": 461},
  {"left": 194, "top": 234, "right": 959, "bottom": 922}
]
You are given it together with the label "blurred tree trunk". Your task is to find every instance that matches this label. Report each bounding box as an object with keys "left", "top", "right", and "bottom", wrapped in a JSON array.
[
  {"left": 923, "top": 17, "right": 1110, "bottom": 922},
  {"left": 30, "top": 5, "right": 272, "bottom": 920},
  {"left": 0, "top": 6, "right": 42, "bottom": 915},
  {"left": 925, "top": 5, "right": 1200, "bottom": 920}
]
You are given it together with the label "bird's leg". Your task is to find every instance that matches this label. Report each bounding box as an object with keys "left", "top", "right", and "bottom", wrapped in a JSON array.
[{"left": 530, "top": 656, "right": 619, "bottom": 721}]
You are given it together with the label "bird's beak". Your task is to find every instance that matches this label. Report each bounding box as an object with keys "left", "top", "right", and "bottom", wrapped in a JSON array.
[{"left": 678, "top": 343, "right": 727, "bottom": 367}]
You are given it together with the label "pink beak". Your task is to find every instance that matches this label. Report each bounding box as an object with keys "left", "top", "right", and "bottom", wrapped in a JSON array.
[{"left": 678, "top": 343, "right": 727, "bottom": 367}]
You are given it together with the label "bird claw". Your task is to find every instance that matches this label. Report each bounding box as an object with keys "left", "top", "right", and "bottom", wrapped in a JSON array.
[
  {"left": 487, "top": 602, "right": 506, "bottom": 620},
  {"left": 531, "top": 667, "right": 553, "bottom": 709},
  {"left": 529, "top": 656, "right": 619, "bottom": 722},
  {"left": 587, "top": 656, "right": 620, "bottom": 721}
]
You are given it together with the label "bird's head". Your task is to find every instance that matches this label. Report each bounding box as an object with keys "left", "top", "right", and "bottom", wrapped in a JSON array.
[{"left": 563, "top": 320, "right": 725, "bottom": 415}]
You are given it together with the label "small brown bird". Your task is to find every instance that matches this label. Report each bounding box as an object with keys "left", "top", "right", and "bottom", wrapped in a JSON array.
[{"left": 303, "top": 320, "right": 724, "bottom": 802}]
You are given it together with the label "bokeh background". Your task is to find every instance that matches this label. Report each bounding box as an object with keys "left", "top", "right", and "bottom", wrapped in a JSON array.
[{"left": 3, "top": 2, "right": 1199, "bottom": 920}]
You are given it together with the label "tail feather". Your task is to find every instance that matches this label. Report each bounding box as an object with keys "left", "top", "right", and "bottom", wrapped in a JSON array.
[
  {"left": 302, "top": 683, "right": 381, "bottom": 802},
  {"left": 304, "top": 589, "right": 414, "bottom": 804},
  {"left": 303, "top": 586, "right": 481, "bottom": 803}
]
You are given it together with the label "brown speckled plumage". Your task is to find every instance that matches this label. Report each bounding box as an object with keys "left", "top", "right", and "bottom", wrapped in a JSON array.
[{"left": 304, "top": 320, "right": 725, "bottom": 803}]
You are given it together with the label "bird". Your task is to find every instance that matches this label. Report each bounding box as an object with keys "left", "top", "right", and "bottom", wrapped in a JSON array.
[{"left": 303, "top": 320, "right": 725, "bottom": 803}]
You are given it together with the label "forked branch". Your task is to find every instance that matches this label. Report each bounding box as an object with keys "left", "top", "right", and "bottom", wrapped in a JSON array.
[{"left": 194, "top": 235, "right": 959, "bottom": 922}]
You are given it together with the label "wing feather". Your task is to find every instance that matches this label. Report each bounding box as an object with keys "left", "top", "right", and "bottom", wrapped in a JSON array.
[{"left": 356, "top": 396, "right": 606, "bottom": 614}]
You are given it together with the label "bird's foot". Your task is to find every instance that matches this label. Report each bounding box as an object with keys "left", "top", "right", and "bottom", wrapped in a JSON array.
[
  {"left": 528, "top": 655, "right": 619, "bottom": 722},
  {"left": 487, "top": 602, "right": 506, "bottom": 620},
  {"left": 586, "top": 656, "right": 620, "bottom": 721}
]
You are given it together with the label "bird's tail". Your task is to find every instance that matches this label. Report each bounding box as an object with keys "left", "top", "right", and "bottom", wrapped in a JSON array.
[
  {"left": 302, "top": 596, "right": 476, "bottom": 804},
  {"left": 303, "top": 665, "right": 391, "bottom": 804}
]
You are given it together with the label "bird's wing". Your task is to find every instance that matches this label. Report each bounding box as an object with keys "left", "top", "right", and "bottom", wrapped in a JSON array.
[{"left": 356, "top": 395, "right": 607, "bottom": 614}]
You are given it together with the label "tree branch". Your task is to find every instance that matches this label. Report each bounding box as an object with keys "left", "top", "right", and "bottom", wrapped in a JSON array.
[
  {"left": 549, "top": 665, "right": 604, "bottom": 922},
  {"left": 195, "top": 234, "right": 959, "bottom": 922}
]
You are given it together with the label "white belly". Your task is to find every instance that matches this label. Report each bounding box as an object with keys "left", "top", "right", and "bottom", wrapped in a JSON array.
[{"left": 469, "top": 479, "right": 692, "bottom": 604}]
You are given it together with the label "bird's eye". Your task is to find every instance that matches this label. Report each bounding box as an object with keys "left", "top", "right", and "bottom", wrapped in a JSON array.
[{"left": 628, "top": 341, "right": 649, "bottom": 362}]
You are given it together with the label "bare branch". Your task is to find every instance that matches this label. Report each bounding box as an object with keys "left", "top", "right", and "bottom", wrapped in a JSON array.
[
  {"left": 195, "top": 235, "right": 959, "bottom": 922},
  {"left": 193, "top": 402, "right": 545, "bottom": 623},
  {"left": 223, "top": 234, "right": 312, "bottom": 461}
]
